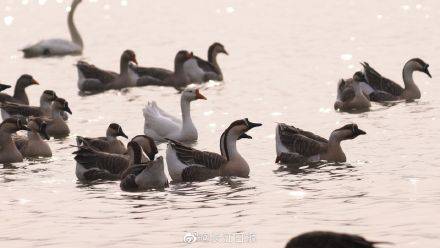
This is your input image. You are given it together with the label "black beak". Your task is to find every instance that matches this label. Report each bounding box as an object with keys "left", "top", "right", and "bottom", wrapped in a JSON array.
[
  {"left": 39, "top": 123, "right": 50, "bottom": 140},
  {"left": 247, "top": 121, "right": 262, "bottom": 130},
  {"left": 222, "top": 48, "right": 229, "bottom": 55},
  {"left": 148, "top": 153, "right": 156, "bottom": 161},
  {"left": 118, "top": 129, "right": 128, "bottom": 139},
  {"left": 238, "top": 133, "right": 252, "bottom": 140},
  {"left": 355, "top": 128, "right": 367, "bottom": 136},
  {"left": 64, "top": 105, "right": 72, "bottom": 115},
  {"left": 425, "top": 66, "right": 432, "bottom": 78}
]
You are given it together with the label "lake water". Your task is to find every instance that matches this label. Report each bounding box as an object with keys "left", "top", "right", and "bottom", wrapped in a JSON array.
[{"left": 0, "top": 0, "right": 439, "bottom": 247}]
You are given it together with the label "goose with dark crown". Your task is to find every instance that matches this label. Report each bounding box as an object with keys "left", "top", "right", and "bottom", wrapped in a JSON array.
[
  {"left": 276, "top": 123, "right": 366, "bottom": 164},
  {"left": 0, "top": 118, "right": 30, "bottom": 164},
  {"left": 21, "top": 0, "right": 84, "bottom": 58},
  {"left": 183, "top": 42, "right": 228, "bottom": 83},
  {"left": 76, "top": 123, "right": 128, "bottom": 154},
  {"left": 356, "top": 58, "right": 431, "bottom": 102},
  {"left": 0, "top": 74, "right": 39, "bottom": 105},
  {"left": 166, "top": 118, "right": 262, "bottom": 182}
]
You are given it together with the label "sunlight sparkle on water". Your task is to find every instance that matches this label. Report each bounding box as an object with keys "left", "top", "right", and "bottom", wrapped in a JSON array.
[
  {"left": 340, "top": 54, "right": 352, "bottom": 61},
  {"left": 289, "top": 191, "right": 306, "bottom": 199},
  {"left": 4, "top": 16, "right": 14, "bottom": 26}
]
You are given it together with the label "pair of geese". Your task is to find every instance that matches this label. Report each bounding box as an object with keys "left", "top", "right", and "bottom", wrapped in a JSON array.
[
  {"left": 76, "top": 43, "right": 227, "bottom": 93},
  {"left": 335, "top": 58, "right": 432, "bottom": 112}
]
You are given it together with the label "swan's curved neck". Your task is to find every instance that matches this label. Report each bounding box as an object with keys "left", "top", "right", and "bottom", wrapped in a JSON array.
[
  {"left": 68, "top": 2, "right": 83, "bottom": 48},
  {"left": 402, "top": 62, "right": 421, "bottom": 98}
]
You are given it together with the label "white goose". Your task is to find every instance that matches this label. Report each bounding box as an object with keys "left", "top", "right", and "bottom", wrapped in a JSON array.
[
  {"left": 21, "top": 0, "right": 83, "bottom": 58},
  {"left": 143, "top": 88, "right": 207, "bottom": 142}
]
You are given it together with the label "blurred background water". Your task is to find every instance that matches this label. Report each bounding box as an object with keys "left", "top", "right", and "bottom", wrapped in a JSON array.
[{"left": 0, "top": 0, "right": 439, "bottom": 247}]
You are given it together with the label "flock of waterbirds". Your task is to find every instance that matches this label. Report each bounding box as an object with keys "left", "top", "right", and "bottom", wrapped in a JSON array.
[{"left": 1, "top": 0, "right": 433, "bottom": 247}]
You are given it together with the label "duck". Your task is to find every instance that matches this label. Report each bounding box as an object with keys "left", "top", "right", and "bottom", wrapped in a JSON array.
[
  {"left": 74, "top": 140, "right": 154, "bottom": 182},
  {"left": 43, "top": 98, "right": 72, "bottom": 138},
  {"left": 0, "top": 90, "right": 58, "bottom": 120},
  {"left": 166, "top": 118, "right": 262, "bottom": 182},
  {"left": 76, "top": 123, "right": 128, "bottom": 154},
  {"left": 275, "top": 123, "right": 366, "bottom": 164},
  {"left": 0, "top": 118, "right": 30, "bottom": 164},
  {"left": 285, "top": 231, "right": 386, "bottom": 248},
  {"left": 334, "top": 72, "right": 371, "bottom": 112},
  {"left": 21, "top": 0, "right": 83, "bottom": 58},
  {"left": 14, "top": 117, "right": 51, "bottom": 158},
  {"left": 143, "top": 88, "right": 207, "bottom": 142},
  {"left": 0, "top": 84, "right": 11, "bottom": 92},
  {"left": 76, "top": 50, "right": 138, "bottom": 93},
  {"left": 0, "top": 74, "right": 39, "bottom": 105},
  {"left": 120, "top": 156, "right": 169, "bottom": 191},
  {"left": 358, "top": 58, "right": 431, "bottom": 102},
  {"left": 183, "top": 42, "right": 228, "bottom": 82}
]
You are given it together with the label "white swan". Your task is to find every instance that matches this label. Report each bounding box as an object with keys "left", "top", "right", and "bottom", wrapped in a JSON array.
[
  {"left": 143, "top": 88, "right": 207, "bottom": 142},
  {"left": 21, "top": 0, "right": 83, "bottom": 58}
]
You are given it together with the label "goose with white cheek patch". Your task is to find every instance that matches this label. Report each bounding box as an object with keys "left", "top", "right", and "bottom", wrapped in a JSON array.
[
  {"left": 76, "top": 50, "right": 138, "bottom": 93},
  {"left": 357, "top": 58, "right": 431, "bottom": 102},
  {"left": 1, "top": 90, "right": 58, "bottom": 120},
  {"left": 120, "top": 156, "right": 168, "bottom": 191},
  {"left": 166, "top": 118, "right": 262, "bottom": 182},
  {"left": 0, "top": 74, "right": 39, "bottom": 105},
  {"left": 21, "top": 0, "right": 83, "bottom": 58},
  {"left": 183, "top": 42, "right": 228, "bottom": 83},
  {"left": 0, "top": 118, "right": 31, "bottom": 164},
  {"left": 275, "top": 123, "right": 366, "bottom": 164},
  {"left": 76, "top": 123, "right": 128, "bottom": 155},
  {"left": 43, "top": 98, "right": 72, "bottom": 138},
  {"left": 74, "top": 140, "right": 155, "bottom": 182},
  {"left": 143, "top": 88, "right": 207, "bottom": 142},
  {"left": 14, "top": 117, "right": 51, "bottom": 158},
  {"left": 285, "top": 231, "right": 387, "bottom": 248},
  {"left": 334, "top": 72, "right": 371, "bottom": 112}
]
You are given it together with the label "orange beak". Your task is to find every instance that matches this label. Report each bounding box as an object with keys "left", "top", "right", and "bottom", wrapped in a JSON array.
[
  {"left": 195, "top": 89, "right": 207, "bottom": 100},
  {"left": 32, "top": 79, "right": 39, "bottom": 85}
]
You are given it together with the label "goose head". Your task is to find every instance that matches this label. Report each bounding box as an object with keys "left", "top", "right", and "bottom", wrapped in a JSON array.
[
  {"left": 175, "top": 50, "right": 193, "bottom": 68},
  {"left": 16, "top": 74, "right": 39, "bottom": 89},
  {"left": 131, "top": 135, "right": 158, "bottom": 161},
  {"left": 209, "top": 42, "right": 228, "bottom": 56},
  {"left": 0, "top": 84, "right": 11, "bottom": 92},
  {"left": 126, "top": 141, "right": 144, "bottom": 164},
  {"left": 41, "top": 90, "right": 58, "bottom": 103},
  {"left": 226, "top": 118, "right": 262, "bottom": 140},
  {"left": 181, "top": 88, "right": 207, "bottom": 102},
  {"left": 352, "top": 71, "right": 366, "bottom": 82},
  {"left": 406, "top": 58, "right": 431, "bottom": 78},
  {"left": 331, "top": 124, "right": 366, "bottom": 141},
  {"left": 107, "top": 123, "right": 128, "bottom": 139},
  {"left": 0, "top": 118, "right": 30, "bottom": 133},
  {"left": 53, "top": 98, "right": 72, "bottom": 115},
  {"left": 121, "top": 50, "right": 138, "bottom": 65},
  {"left": 28, "top": 117, "right": 50, "bottom": 140}
]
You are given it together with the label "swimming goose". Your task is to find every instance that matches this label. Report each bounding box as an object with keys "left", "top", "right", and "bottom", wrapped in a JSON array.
[
  {"left": 334, "top": 72, "right": 371, "bottom": 111},
  {"left": 0, "top": 90, "right": 58, "bottom": 120},
  {"left": 74, "top": 141, "right": 145, "bottom": 182},
  {"left": 76, "top": 50, "right": 138, "bottom": 92},
  {"left": 358, "top": 58, "right": 431, "bottom": 102},
  {"left": 285, "top": 231, "right": 385, "bottom": 248},
  {"left": 275, "top": 123, "right": 366, "bottom": 164},
  {"left": 127, "top": 61, "right": 173, "bottom": 86},
  {"left": 0, "top": 118, "right": 30, "bottom": 164},
  {"left": 143, "top": 88, "right": 207, "bottom": 142},
  {"left": 120, "top": 156, "right": 169, "bottom": 191},
  {"left": 14, "top": 117, "right": 51, "bottom": 158},
  {"left": 183, "top": 42, "right": 228, "bottom": 82},
  {"left": 0, "top": 74, "right": 39, "bottom": 105},
  {"left": 44, "top": 98, "right": 72, "bottom": 138},
  {"left": 0, "top": 84, "right": 11, "bottom": 92},
  {"left": 131, "top": 135, "right": 158, "bottom": 161},
  {"left": 21, "top": 0, "right": 83, "bottom": 58},
  {"left": 166, "top": 118, "right": 262, "bottom": 182},
  {"left": 76, "top": 123, "right": 128, "bottom": 154}
]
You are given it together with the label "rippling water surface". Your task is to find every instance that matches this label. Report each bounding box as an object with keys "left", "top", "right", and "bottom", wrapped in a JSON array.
[{"left": 0, "top": 0, "right": 439, "bottom": 247}]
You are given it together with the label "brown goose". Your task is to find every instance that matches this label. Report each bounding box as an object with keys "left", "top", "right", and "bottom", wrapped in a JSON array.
[
  {"left": 183, "top": 42, "right": 228, "bottom": 82},
  {"left": 0, "top": 74, "right": 39, "bottom": 105},
  {"left": 166, "top": 118, "right": 262, "bottom": 182},
  {"left": 285, "top": 231, "right": 387, "bottom": 248},
  {"left": 76, "top": 50, "right": 137, "bottom": 92},
  {"left": 76, "top": 123, "right": 128, "bottom": 154},
  {"left": 120, "top": 156, "right": 168, "bottom": 191},
  {"left": 74, "top": 140, "right": 157, "bottom": 182},
  {"left": 275, "top": 123, "right": 366, "bottom": 164},
  {"left": 43, "top": 98, "right": 72, "bottom": 138},
  {"left": 0, "top": 90, "right": 58, "bottom": 120},
  {"left": 0, "top": 118, "right": 30, "bottom": 164},
  {"left": 21, "top": 0, "right": 83, "bottom": 58},
  {"left": 14, "top": 117, "right": 51, "bottom": 158},
  {"left": 359, "top": 58, "right": 431, "bottom": 101},
  {"left": 334, "top": 72, "right": 371, "bottom": 112}
]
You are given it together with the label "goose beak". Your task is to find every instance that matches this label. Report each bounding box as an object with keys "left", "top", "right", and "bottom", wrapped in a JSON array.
[
  {"left": 0, "top": 84, "right": 11, "bottom": 91},
  {"left": 118, "top": 129, "right": 128, "bottom": 139},
  {"left": 222, "top": 48, "right": 229, "bottom": 55},
  {"left": 425, "top": 66, "right": 432, "bottom": 78},
  {"left": 195, "top": 89, "right": 207, "bottom": 100},
  {"left": 148, "top": 153, "right": 156, "bottom": 161},
  {"left": 247, "top": 121, "right": 262, "bottom": 130},
  {"left": 355, "top": 128, "right": 367, "bottom": 136},
  {"left": 238, "top": 133, "right": 252, "bottom": 140},
  {"left": 32, "top": 79, "right": 39, "bottom": 85},
  {"left": 64, "top": 106, "right": 72, "bottom": 115}
]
